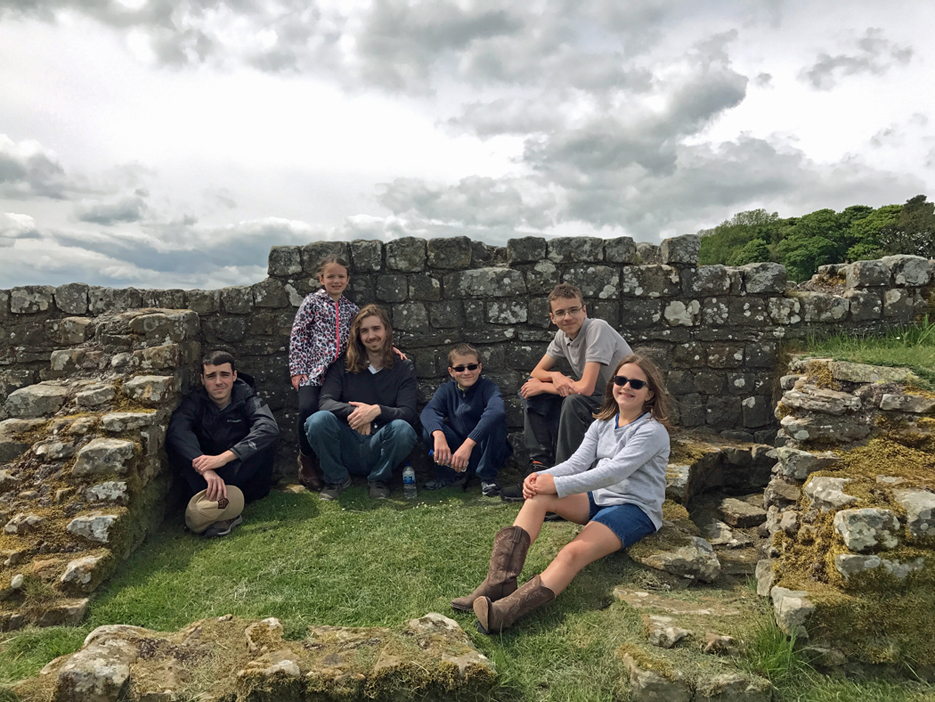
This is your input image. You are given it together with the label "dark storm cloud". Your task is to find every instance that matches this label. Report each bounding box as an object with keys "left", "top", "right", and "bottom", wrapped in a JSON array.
[
  {"left": 800, "top": 28, "right": 913, "bottom": 90},
  {"left": 76, "top": 192, "right": 148, "bottom": 225}
]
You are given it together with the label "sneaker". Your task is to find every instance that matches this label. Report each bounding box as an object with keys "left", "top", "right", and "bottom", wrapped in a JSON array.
[
  {"left": 369, "top": 481, "right": 391, "bottom": 500},
  {"left": 203, "top": 515, "right": 243, "bottom": 538},
  {"left": 319, "top": 476, "right": 352, "bottom": 501},
  {"left": 500, "top": 461, "right": 545, "bottom": 502},
  {"left": 424, "top": 473, "right": 468, "bottom": 491},
  {"left": 481, "top": 481, "right": 501, "bottom": 497}
]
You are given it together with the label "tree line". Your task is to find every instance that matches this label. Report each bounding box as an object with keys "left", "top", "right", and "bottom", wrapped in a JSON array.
[{"left": 697, "top": 195, "right": 935, "bottom": 281}]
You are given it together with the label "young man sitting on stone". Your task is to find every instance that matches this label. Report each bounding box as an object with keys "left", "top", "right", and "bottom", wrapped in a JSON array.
[
  {"left": 305, "top": 304, "right": 418, "bottom": 501},
  {"left": 420, "top": 343, "right": 512, "bottom": 496},
  {"left": 167, "top": 350, "right": 280, "bottom": 537},
  {"left": 500, "top": 283, "right": 632, "bottom": 502}
]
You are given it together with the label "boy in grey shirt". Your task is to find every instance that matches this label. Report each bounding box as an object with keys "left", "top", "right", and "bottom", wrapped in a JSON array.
[{"left": 501, "top": 283, "right": 632, "bottom": 502}]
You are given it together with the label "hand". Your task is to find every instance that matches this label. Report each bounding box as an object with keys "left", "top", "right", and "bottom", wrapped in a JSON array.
[
  {"left": 354, "top": 422, "right": 372, "bottom": 436},
  {"left": 450, "top": 442, "right": 475, "bottom": 472},
  {"left": 433, "top": 433, "right": 452, "bottom": 466},
  {"left": 291, "top": 374, "right": 307, "bottom": 391},
  {"left": 393, "top": 346, "right": 408, "bottom": 361},
  {"left": 523, "top": 471, "right": 556, "bottom": 499},
  {"left": 193, "top": 452, "right": 235, "bottom": 474},
  {"left": 347, "top": 402, "right": 380, "bottom": 431},
  {"left": 203, "top": 470, "right": 228, "bottom": 502},
  {"left": 520, "top": 377, "right": 547, "bottom": 398},
  {"left": 551, "top": 373, "right": 578, "bottom": 397},
  {"left": 522, "top": 471, "right": 540, "bottom": 500}
]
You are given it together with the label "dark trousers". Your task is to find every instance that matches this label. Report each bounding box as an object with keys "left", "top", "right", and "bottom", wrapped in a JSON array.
[
  {"left": 523, "top": 392, "right": 601, "bottom": 466},
  {"left": 296, "top": 385, "right": 321, "bottom": 456},
  {"left": 422, "top": 423, "right": 512, "bottom": 483},
  {"left": 171, "top": 445, "right": 275, "bottom": 503}
]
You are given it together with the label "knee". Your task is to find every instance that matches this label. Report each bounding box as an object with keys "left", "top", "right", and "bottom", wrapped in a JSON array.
[
  {"left": 390, "top": 420, "right": 417, "bottom": 447},
  {"left": 306, "top": 411, "right": 337, "bottom": 435},
  {"left": 553, "top": 541, "right": 591, "bottom": 569}
]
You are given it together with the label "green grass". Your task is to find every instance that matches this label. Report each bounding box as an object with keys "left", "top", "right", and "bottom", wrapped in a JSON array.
[
  {"left": 2, "top": 488, "right": 933, "bottom": 701},
  {"left": 795, "top": 314, "right": 935, "bottom": 386}
]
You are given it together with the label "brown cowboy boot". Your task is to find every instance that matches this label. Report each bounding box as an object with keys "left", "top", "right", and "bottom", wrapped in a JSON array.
[
  {"left": 451, "top": 526, "right": 531, "bottom": 612},
  {"left": 473, "top": 574, "right": 555, "bottom": 634},
  {"left": 297, "top": 454, "right": 324, "bottom": 492}
]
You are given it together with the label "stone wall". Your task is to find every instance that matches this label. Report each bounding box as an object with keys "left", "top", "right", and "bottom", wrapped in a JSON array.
[
  {"left": 0, "top": 309, "right": 199, "bottom": 630},
  {"left": 758, "top": 357, "right": 935, "bottom": 669},
  {"left": 2, "top": 237, "right": 932, "bottom": 464}
]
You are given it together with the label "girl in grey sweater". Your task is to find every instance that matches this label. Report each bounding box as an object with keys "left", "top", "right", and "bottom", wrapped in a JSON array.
[{"left": 453, "top": 353, "right": 671, "bottom": 634}]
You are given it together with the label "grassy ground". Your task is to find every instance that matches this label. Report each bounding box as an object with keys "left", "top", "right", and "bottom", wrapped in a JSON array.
[
  {"left": 793, "top": 314, "right": 935, "bottom": 387},
  {"left": 2, "top": 486, "right": 933, "bottom": 701}
]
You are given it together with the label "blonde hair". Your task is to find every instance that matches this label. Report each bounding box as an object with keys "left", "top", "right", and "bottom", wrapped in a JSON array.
[
  {"left": 594, "top": 353, "right": 672, "bottom": 429},
  {"left": 346, "top": 305, "right": 395, "bottom": 373}
]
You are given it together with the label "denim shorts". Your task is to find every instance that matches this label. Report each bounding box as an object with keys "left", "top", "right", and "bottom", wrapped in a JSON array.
[{"left": 587, "top": 493, "right": 656, "bottom": 550}]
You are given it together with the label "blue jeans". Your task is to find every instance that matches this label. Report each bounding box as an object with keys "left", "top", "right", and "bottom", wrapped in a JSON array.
[
  {"left": 421, "top": 423, "right": 512, "bottom": 483},
  {"left": 305, "top": 412, "right": 417, "bottom": 484}
]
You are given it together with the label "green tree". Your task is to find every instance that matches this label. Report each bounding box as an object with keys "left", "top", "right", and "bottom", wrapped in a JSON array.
[
  {"left": 845, "top": 204, "right": 900, "bottom": 261},
  {"left": 774, "top": 209, "right": 847, "bottom": 280},
  {"left": 878, "top": 195, "right": 935, "bottom": 258},
  {"left": 699, "top": 209, "right": 781, "bottom": 265}
]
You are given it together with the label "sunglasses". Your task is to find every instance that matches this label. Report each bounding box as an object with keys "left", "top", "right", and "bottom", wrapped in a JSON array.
[
  {"left": 614, "top": 376, "right": 647, "bottom": 390},
  {"left": 451, "top": 364, "right": 480, "bottom": 372}
]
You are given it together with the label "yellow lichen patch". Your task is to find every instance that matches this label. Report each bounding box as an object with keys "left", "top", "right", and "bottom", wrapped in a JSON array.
[
  {"left": 616, "top": 643, "right": 679, "bottom": 679},
  {"left": 804, "top": 360, "right": 839, "bottom": 390},
  {"left": 662, "top": 500, "right": 689, "bottom": 522},
  {"left": 834, "top": 439, "right": 935, "bottom": 489}
]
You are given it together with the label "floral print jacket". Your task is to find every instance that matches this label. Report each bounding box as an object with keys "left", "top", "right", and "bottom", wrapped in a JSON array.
[{"left": 289, "top": 289, "right": 359, "bottom": 388}]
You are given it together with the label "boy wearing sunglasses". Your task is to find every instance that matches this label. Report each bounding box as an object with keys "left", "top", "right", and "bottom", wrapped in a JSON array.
[
  {"left": 500, "top": 283, "right": 632, "bottom": 502},
  {"left": 420, "top": 343, "right": 513, "bottom": 495}
]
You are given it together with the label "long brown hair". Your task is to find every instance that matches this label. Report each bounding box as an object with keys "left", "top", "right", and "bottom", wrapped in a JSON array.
[
  {"left": 346, "top": 304, "right": 395, "bottom": 373},
  {"left": 594, "top": 353, "right": 672, "bottom": 428}
]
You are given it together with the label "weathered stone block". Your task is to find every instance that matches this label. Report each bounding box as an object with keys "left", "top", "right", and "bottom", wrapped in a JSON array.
[
  {"left": 427, "top": 236, "right": 472, "bottom": 269},
  {"left": 376, "top": 275, "right": 408, "bottom": 302},
  {"left": 892, "top": 489, "right": 935, "bottom": 542},
  {"left": 73, "top": 438, "right": 135, "bottom": 477},
  {"left": 88, "top": 287, "right": 142, "bottom": 314},
  {"left": 74, "top": 383, "right": 115, "bottom": 408},
  {"left": 563, "top": 266, "right": 619, "bottom": 299},
  {"left": 86, "top": 481, "right": 130, "bottom": 505},
  {"left": 774, "top": 447, "right": 840, "bottom": 480},
  {"left": 54, "top": 283, "right": 90, "bottom": 315},
  {"left": 780, "top": 386, "right": 860, "bottom": 415},
  {"left": 843, "top": 288, "right": 882, "bottom": 321},
  {"left": 123, "top": 375, "right": 176, "bottom": 404},
  {"left": 392, "top": 303, "right": 428, "bottom": 331},
  {"left": 804, "top": 476, "right": 857, "bottom": 512},
  {"left": 742, "top": 396, "right": 772, "bottom": 428},
  {"left": 706, "top": 345, "right": 744, "bottom": 369},
  {"left": 620, "top": 652, "right": 692, "bottom": 702},
  {"left": 524, "top": 260, "right": 561, "bottom": 295},
  {"left": 349, "top": 239, "right": 383, "bottom": 272},
  {"left": 770, "top": 586, "right": 814, "bottom": 638},
  {"left": 718, "top": 497, "right": 767, "bottom": 528},
  {"left": 4, "top": 383, "right": 68, "bottom": 418},
  {"left": 620, "top": 266, "right": 680, "bottom": 298},
  {"left": 58, "top": 317, "right": 94, "bottom": 346},
  {"left": 659, "top": 234, "right": 700, "bottom": 265},
  {"left": 67, "top": 512, "right": 119, "bottom": 544},
  {"left": 428, "top": 301, "right": 463, "bottom": 328},
  {"left": 742, "top": 262, "right": 786, "bottom": 294},
  {"left": 630, "top": 527, "right": 721, "bottom": 582},
  {"left": 507, "top": 236, "right": 546, "bottom": 264},
  {"left": 799, "top": 292, "right": 849, "bottom": 322},
  {"left": 60, "top": 555, "right": 108, "bottom": 593},
  {"left": 880, "top": 393, "right": 935, "bottom": 413},
  {"left": 185, "top": 289, "right": 220, "bottom": 315},
  {"left": 687, "top": 265, "right": 731, "bottom": 295},
  {"left": 267, "top": 246, "right": 302, "bottom": 277},
  {"left": 100, "top": 412, "right": 159, "bottom": 433},
  {"left": 445, "top": 269, "right": 526, "bottom": 298},
  {"left": 882, "top": 254, "right": 931, "bottom": 286},
  {"left": 828, "top": 361, "right": 914, "bottom": 384},
  {"left": 767, "top": 296, "right": 801, "bottom": 324},
  {"left": 883, "top": 288, "right": 920, "bottom": 319},
  {"left": 636, "top": 241, "right": 660, "bottom": 265},
  {"left": 846, "top": 259, "right": 890, "bottom": 287},
  {"left": 487, "top": 300, "right": 527, "bottom": 324},
  {"left": 663, "top": 300, "right": 699, "bottom": 327},
  {"left": 604, "top": 236, "right": 637, "bottom": 263},
  {"left": 252, "top": 278, "right": 290, "bottom": 308},
  {"left": 408, "top": 275, "right": 441, "bottom": 301},
  {"left": 301, "top": 241, "right": 349, "bottom": 274},
  {"left": 36, "top": 598, "right": 89, "bottom": 628},
  {"left": 547, "top": 236, "right": 603, "bottom": 263},
  {"left": 10, "top": 285, "right": 54, "bottom": 314},
  {"left": 386, "top": 237, "right": 426, "bottom": 272},
  {"left": 4, "top": 513, "right": 45, "bottom": 534},
  {"left": 220, "top": 286, "right": 254, "bottom": 314},
  {"left": 833, "top": 508, "right": 900, "bottom": 553}
]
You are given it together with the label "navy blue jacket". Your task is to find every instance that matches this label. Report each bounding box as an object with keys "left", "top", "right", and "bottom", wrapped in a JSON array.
[{"left": 420, "top": 377, "right": 506, "bottom": 443}]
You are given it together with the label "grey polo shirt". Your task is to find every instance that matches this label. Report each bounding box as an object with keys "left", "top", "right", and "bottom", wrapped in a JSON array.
[{"left": 546, "top": 317, "right": 632, "bottom": 399}]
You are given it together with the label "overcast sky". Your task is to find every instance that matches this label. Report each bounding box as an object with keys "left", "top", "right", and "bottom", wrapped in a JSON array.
[{"left": 1, "top": 0, "right": 932, "bottom": 289}]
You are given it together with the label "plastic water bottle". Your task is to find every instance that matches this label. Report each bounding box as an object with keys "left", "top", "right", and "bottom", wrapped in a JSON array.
[{"left": 403, "top": 462, "right": 417, "bottom": 500}]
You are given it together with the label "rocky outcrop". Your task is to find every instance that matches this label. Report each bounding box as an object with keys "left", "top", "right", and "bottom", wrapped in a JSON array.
[
  {"left": 13, "top": 614, "right": 496, "bottom": 702},
  {"left": 0, "top": 308, "right": 198, "bottom": 630}
]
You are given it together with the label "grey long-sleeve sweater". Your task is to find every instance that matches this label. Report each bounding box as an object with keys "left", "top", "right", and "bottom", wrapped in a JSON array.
[{"left": 540, "top": 413, "right": 669, "bottom": 530}]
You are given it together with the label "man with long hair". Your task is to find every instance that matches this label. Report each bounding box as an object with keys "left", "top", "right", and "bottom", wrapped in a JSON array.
[{"left": 305, "top": 305, "right": 418, "bottom": 500}]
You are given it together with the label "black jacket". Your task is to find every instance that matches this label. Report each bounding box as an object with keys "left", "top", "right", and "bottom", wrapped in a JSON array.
[
  {"left": 166, "top": 372, "right": 279, "bottom": 464},
  {"left": 319, "top": 356, "right": 418, "bottom": 430}
]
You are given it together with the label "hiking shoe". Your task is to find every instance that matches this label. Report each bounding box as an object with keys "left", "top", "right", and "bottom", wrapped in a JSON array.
[
  {"left": 424, "top": 473, "right": 468, "bottom": 491},
  {"left": 500, "top": 461, "right": 546, "bottom": 502},
  {"left": 481, "top": 481, "right": 501, "bottom": 497},
  {"left": 369, "top": 481, "right": 391, "bottom": 499},
  {"left": 297, "top": 453, "right": 324, "bottom": 492},
  {"left": 319, "top": 476, "right": 352, "bottom": 501},
  {"left": 203, "top": 515, "right": 243, "bottom": 538}
]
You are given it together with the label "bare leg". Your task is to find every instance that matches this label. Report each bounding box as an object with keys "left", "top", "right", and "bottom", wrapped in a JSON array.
[
  {"left": 539, "top": 521, "right": 622, "bottom": 595},
  {"left": 513, "top": 492, "right": 590, "bottom": 544}
]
